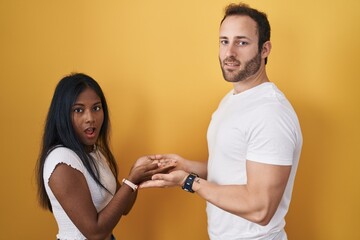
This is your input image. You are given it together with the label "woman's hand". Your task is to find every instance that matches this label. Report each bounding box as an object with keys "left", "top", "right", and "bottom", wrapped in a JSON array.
[{"left": 127, "top": 155, "right": 177, "bottom": 185}]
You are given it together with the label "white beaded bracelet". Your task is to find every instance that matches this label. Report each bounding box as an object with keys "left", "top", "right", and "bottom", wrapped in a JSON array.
[{"left": 122, "top": 178, "right": 138, "bottom": 192}]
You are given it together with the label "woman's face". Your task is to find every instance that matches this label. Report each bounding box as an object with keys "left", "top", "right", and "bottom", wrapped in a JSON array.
[{"left": 71, "top": 87, "right": 104, "bottom": 149}]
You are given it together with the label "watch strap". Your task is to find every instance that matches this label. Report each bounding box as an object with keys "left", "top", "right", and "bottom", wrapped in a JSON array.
[
  {"left": 122, "top": 178, "right": 138, "bottom": 192},
  {"left": 182, "top": 173, "right": 199, "bottom": 193}
]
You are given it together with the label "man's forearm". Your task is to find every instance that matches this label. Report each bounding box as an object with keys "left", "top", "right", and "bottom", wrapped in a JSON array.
[{"left": 184, "top": 160, "right": 208, "bottom": 179}]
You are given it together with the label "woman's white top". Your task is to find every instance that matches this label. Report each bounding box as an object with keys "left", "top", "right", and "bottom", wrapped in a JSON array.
[{"left": 43, "top": 147, "right": 116, "bottom": 240}]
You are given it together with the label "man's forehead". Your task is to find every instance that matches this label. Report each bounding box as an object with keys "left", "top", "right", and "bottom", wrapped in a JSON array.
[{"left": 219, "top": 15, "right": 258, "bottom": 38}]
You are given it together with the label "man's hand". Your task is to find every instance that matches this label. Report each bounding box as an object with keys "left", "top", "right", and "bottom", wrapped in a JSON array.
[{"left": 139, "top": 170, "right": 188, "bottom": 188}]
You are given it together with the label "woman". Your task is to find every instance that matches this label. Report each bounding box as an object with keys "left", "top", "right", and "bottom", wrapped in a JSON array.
[{"left": 36, "top": 73, "right": 173, "bottom": 240}]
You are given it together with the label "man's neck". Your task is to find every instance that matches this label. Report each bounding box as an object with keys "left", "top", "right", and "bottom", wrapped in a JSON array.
[{"left": 232, "top": 66, "right": 269, "bottom": 94}]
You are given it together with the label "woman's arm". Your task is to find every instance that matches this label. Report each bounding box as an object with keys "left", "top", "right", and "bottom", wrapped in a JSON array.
[
  {"left": 116, "top": 179, "right": 137, "bottom": 216},
  {"left": 49, "top": 158, "right": 173, "bottom": 240}
]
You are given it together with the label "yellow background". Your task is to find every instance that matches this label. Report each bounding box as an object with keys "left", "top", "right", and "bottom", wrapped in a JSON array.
[{"left": 1, "top": 0, "right": 359, "bottom": 239}]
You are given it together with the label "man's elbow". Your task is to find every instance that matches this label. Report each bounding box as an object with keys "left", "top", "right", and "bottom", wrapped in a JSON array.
[
  {"left": 247, "top": 207, "right": 274, "bottom": 226},
  {"left": 254, "top": 215, "right": 272, "bottom": 226}
]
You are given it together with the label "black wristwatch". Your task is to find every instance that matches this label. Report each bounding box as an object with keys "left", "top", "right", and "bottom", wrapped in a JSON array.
[{"left": 182, "top": 173, "right": 199, "bottom": 193}]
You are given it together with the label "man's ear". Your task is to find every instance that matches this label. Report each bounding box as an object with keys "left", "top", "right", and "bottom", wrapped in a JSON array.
[{"left": 261, "top": 41, "right": 272, "bottom": 59}]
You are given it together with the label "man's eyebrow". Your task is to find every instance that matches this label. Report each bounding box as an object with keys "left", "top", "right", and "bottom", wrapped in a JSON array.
[
  {"left": 219, "top": 36, "right": 250, "bottom": 40},
  {"left": 234, "top": 36, "right": 251, "bottom": 40}
]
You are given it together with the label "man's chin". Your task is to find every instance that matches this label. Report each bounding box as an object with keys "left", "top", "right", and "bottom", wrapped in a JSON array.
[
  {"left": 223, "top": 74, "right": 240, "bottom": 83},
  {"left": 221, "top": 68, "right": 242, "bottom": 82}
]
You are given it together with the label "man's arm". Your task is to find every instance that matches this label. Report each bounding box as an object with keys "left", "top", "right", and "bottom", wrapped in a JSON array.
[
  {"left": 156, "top": 154, "right": 207, "bottom": 179},
  {"left": 141, "top": 159, "right": 290, "bottom": 226},
  {"left": 171, "top": 154, "right": 208, "bottom": 179},
  {"left": 194, "top": 160, "right": 290, "bottom": 225}
]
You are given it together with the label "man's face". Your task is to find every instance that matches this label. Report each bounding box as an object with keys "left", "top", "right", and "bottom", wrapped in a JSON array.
[{"left": 219, "top": 15, "right": 261, "bottom": 82}]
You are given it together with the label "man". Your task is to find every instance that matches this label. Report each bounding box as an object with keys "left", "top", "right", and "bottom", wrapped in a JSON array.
[{"left": 141, "top": 3, "right": 302, "bottom": 240}]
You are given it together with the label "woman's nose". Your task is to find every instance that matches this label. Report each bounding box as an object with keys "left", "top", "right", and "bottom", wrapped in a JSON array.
[{"left": 84, "top": 110, "right": 95, "bottom": 123}]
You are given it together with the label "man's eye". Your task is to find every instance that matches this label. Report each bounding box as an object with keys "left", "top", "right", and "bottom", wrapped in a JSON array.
[
  {"left": 237, "top": 41, "right": 248, "bottom": 46},
  {"left": 220, "top": 40, "right": 228, "bottom": 45}
]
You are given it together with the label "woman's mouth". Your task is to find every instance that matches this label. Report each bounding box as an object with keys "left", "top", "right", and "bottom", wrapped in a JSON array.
[{"left": 84, "top": 127, "right": 96, "bottom": 137}]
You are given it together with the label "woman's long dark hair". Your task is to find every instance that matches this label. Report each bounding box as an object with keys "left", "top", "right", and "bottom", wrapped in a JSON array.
[{"left": 36, "top": 73, "right": 118, "bottom": 211}]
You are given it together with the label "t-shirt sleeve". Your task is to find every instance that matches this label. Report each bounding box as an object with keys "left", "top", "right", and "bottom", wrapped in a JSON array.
[
  {"left": 43, "top": 147, "right": 85, "bottom": 183},
  {"left": 246, "top": 105, "right": 297, "bottom": 166}
]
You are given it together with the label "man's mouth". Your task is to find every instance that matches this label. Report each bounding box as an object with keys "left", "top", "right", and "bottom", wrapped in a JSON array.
[
  {"left": 224, "top": 58, "right": 240, "bottom": 67},
  {"left": 225, "top": 62, "right": 240, "bottom": 66}
]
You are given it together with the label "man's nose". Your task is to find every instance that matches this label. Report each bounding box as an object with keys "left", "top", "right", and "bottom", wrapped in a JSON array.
[{"left": 225, "top": 43, "right": 237, "bottom": 58}]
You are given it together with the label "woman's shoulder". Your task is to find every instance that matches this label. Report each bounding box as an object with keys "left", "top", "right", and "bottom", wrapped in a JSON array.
[
  {"left": 45, "top": 146, "right": 84, "bottom": 170},
  {"left": 43, "top": 146, "right": 86, "bottom": 185},
  {"left": 47, "top": 145, "right": 77, "bottom": 157}
]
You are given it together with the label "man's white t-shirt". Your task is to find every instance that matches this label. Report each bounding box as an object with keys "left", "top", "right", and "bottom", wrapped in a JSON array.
[{"left": 206, "top": 82, "right": 302, "bottom": 240}]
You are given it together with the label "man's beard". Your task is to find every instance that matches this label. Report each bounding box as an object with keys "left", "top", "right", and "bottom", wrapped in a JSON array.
[{"left": 220, "top": 52, "right": 261, "bottom": 83}]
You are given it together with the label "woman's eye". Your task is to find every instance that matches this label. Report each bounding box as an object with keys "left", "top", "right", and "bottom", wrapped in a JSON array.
[
  {"left": 73, "top": 108, "right": 83, "bottom": 113},
  {"left": 94, "top": 106, "right": 102, "bottom": 111}
]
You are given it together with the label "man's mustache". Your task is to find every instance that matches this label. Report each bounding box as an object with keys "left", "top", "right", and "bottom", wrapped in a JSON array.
[{"left": 223, "top": 57, "right": 240, "bottom": 65}]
